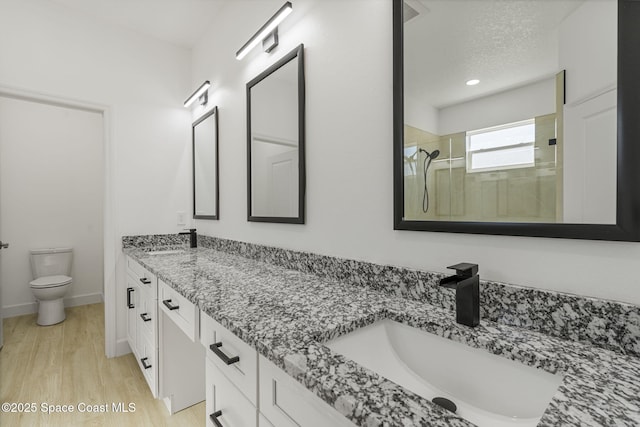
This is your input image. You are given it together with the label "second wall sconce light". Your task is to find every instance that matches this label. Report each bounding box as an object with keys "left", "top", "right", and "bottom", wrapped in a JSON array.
[
  {"left": 236, "top": 2, "right": 293, "bottom": 60},
  {"left": 184, "top": 80, "right": 211, "bottom": 107}
]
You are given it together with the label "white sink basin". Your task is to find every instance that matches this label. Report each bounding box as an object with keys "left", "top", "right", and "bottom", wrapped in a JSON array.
[
  {"left": 146, "top": 249, "right": 186, "bottom": 255},
  {"left": 326, "top": 320, "right": 563, "bottom": 427}
]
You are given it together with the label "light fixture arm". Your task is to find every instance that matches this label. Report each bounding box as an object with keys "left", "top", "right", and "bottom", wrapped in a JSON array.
[
  {"left": 236, "top": 2, "right": 292, "bottom": 60},
  {"left": 184, "top": 80, "right": 211, "bottom": 108}
]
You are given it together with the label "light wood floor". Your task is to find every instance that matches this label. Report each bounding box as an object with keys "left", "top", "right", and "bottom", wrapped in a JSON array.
[{"left": 0, "top": 303, "right": 204, "bottom": 427}]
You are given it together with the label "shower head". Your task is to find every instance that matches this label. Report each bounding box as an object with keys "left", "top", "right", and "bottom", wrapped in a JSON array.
[{"left": 419, "top": 148, "right": 440, "bottom": 159}]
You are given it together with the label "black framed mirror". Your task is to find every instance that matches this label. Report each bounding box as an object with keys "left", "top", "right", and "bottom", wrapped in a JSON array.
[
  {"left": 247, "top": 44, "right": 305, "bottom": 224},
  {"left": 393, "top": 0, "right": 640, "bottom": 241},
  {"left": 192, "top": 106, "right": 219, "bottom": 220}
]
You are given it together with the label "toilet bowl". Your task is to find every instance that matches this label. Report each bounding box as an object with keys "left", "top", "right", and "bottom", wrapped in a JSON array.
[{"left": 29, "top": 248, "right": 73, "bottom": 326}]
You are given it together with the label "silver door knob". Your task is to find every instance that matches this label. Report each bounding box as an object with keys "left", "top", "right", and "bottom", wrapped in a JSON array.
[{"left": 0, "top": 241, "right": 8, "bottom": 249}]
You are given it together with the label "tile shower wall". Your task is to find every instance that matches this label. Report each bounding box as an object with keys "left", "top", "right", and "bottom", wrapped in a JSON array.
[{"left": 123, "top": 234, "right": 640, "bottom": 358}]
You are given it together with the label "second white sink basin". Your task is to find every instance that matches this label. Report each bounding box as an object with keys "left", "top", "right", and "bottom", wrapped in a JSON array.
[{"left": 326, "top": 320, "right": 563, "bottom": 427}]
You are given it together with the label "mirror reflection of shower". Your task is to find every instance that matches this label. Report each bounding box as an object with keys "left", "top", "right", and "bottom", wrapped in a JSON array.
[
  {"left": 420, "top": 148, "right": 439, "bottom": 212},
  {"left": 404, "top": 148, "right": 419, "bottom": 176}
]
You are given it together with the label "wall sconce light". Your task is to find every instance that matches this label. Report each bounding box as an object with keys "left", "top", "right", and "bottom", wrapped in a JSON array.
[
  {"left": 184, "top": 81, "right": 211, "bottom": 107},
  {"left": 236, "top": 2, "right": 293, "bottom": 60}
]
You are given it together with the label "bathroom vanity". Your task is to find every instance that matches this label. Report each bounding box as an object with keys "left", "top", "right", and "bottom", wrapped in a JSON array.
[
  {"left": 123, "top": 237, "right": 640, "bottom": 426},
  {"left": 125, "top": 256, "right": 204, "bottom": 413}
]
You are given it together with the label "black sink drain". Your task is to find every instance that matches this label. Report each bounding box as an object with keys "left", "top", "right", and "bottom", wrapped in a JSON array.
[{"left": 432, "top": 397, "right": 457, "bottom": 413}]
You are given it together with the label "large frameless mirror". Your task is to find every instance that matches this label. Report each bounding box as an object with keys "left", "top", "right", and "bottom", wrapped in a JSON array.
[
  {"left": 247, "top": 44, "right": 305, "bottom": 224},
  {"left": 193, "top": 106, "right": 219, "bottom": 220},
  {"left": 393, "top": 0, "right": 640, "bottom": 240}
]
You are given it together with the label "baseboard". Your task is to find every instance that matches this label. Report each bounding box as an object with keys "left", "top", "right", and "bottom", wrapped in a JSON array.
[
  {"left": 2, "top": 302, "right": 37, "bottom": 318},
  {"left": 66, "top": 292, "right": 103, "bottom": 308},
  {"left": 1, "top": 292, "right": 104, "bottom": 318}
]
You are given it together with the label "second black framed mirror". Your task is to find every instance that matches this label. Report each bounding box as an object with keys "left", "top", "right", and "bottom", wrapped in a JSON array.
[{"left": 247, "top": 44, "right": 305, "bottom": 224}]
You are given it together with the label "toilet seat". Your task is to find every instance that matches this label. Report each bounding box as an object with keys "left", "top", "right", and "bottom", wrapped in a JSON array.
[{"left": 30, "top": 275, "right": 72, "bottom": 289}]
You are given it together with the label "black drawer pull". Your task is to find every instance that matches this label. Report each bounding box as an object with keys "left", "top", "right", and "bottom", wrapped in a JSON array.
[
  {"left": 127, "top": 287, "right": 134, "bottom": 309},
  {"left": 140, "top": 313, "right": 151, "bottom": 322},
  {"left": 141, "top": 357, "right": 152, "bottom": 369},
  {"left": 162, "top": 299, "right": 179, "bottom": 311},
  {"left": 139, "top": 277, "right": 151, "bottom": 284},
  {"left": 209, "top": 410, "right": 223, "bottom": 427},
  {"left": 209, "top": 342, "right": 240, "bottom": 365}
]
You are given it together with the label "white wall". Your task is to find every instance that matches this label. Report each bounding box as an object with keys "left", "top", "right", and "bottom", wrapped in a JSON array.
[
  {"left": 438, "top": 77, "right": 556, "bottom": 136},
  {"left": 192, "top": 0, "right": 640, "bottom": 306},
  {"left": 405, "top": 93, "right": 439, "bottom": 134},
  {"left": 0, "top": 96, "right": 104, "bottom": 316},
  {"left": 0, "top": 0, "right": 192, "bottom": 355},
  {"left": 0, "top": 0, "right": 192, "bottom": 234}
]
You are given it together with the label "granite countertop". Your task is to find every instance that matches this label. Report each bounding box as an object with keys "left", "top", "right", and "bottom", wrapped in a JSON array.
[{"left": 124, "top": 246, "right": 640, "bottom": 426}]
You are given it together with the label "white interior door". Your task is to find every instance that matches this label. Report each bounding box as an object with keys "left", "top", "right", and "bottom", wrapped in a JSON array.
[
  {"left": 563, "top": 88, "right": 617, "bottom": 224},
  {"left": 266, "top": 149, "right": 298, "bottom": 217}
]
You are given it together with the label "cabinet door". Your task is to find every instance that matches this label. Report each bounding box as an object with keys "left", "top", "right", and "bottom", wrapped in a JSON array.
[
  {"left": 137, "top": 286, "right": 156, "bottom": 347},
  {"left": 125, "top": 276, "right": 139, "bottom": 355},
  {"left": 160, "top": 308, "right": 205, "bottom": 415},
  {"left": 200, "top": 311, "right": 258, "bottom": 405},
  {"left": 259, "top": 355, "right": 356, "bottom": 427},
  {"left": 138, "top": 334, "right": 157, "bottom": 398},
  {"left": 206, "top": 358, "right": 257, "bottom": 427}
]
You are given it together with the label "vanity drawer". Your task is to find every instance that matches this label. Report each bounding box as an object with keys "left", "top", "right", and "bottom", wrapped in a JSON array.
[
  {"left": 158, "top": 279, "right": 199, "bottom": 341},
  {"left": 126, "top": 256, "right": 157, "bottom": 299},
  {"left": 137, "top": 286, "right": 156, "bottom": 347},
  {"left": 200, "top": 311, "right": 258, "bottom": 405},
  {"left": 206, "top": 358, "right": 257, "bottom": 427},
  {"left": 137, "top": 334, "right": 157, "bottom": 398},
  {"left": 259, "top": 355, "right": 356, "bottom": 427}
]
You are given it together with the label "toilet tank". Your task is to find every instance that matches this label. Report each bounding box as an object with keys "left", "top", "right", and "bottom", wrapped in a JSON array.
[{"left": 30, "top": 248, "right": 73, "bottom": 278}]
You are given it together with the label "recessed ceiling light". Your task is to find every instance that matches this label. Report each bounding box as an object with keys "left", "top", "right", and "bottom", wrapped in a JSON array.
[{"left": 466, "top": 79, "right": 480, "bottom": 86}]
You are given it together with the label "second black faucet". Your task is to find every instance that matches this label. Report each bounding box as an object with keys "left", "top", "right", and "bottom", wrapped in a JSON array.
[
  {"left": 179, "top": 228, "right": 197, "bottom": 248},
  {"left": 439, "top": 263, "right": 480, "bottom": 328}
]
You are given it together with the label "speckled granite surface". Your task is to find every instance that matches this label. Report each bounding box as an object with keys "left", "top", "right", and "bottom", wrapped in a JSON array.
[
  {"left": 124, "top": 234, "right": 640, "bottom": 358},
  {"left": 124, "top": 243, "right": 640, "bottom": 426}
]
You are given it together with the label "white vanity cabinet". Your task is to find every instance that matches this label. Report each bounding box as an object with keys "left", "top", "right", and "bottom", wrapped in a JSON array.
[
  {"left": 125, "top": 256, "right": 204, "bottom": 411},
  {"left": 125, "top": 257, "right": 158, "bottom": 397},
  {"left": 200, "top": 311, "right": 355, "bottom": 427}
]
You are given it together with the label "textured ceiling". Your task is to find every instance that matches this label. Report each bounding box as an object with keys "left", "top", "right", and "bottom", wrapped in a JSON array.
[{"left": 404, "top": 0, "right": 588, "bottom": 109}]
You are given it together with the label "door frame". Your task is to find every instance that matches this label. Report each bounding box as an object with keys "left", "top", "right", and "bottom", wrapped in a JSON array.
[{"left": 0, "top": 85, "right": 116, "bottom": 357}]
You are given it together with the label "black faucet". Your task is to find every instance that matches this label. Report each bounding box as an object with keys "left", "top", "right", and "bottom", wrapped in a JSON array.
[
  {"left": 179, "top": 228, "right": 197, "bottom": 248},
  {"left": 439, "top": 263, "right": 480, "bottom": 328}
]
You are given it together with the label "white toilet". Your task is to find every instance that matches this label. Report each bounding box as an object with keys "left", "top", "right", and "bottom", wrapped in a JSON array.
[{"left": 29, "top": 247, "right": 73, "bottom": 326}]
